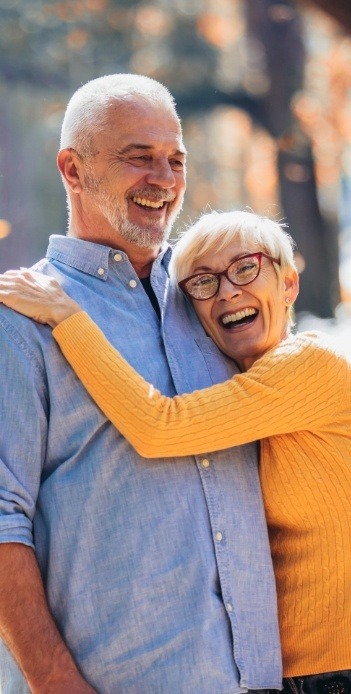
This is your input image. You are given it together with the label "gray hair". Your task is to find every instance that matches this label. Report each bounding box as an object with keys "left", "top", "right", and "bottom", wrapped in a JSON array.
[{"left": 60, "top": 73, "right": 178, "bottom": 156}]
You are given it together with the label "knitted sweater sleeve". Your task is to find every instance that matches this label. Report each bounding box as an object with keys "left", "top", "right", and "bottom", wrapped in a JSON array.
[{"left": 52, "top": 311, "right": 350, "bottom": 458}]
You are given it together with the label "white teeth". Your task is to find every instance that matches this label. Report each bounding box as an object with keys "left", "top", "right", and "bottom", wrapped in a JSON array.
[
  {"left": 222, "top": 308, "right": 257, "bottom": 325},
  {"left": 132, "top": 197, "right": 164, "bottom": 209}
]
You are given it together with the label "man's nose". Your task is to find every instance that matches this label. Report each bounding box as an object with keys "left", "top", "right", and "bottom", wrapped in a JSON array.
[
  {"left": 216, "top": 275, "right": 242, "bottom": 301},
  {"left": 145, "top": 159, "right": 176, "bottom": 188}
]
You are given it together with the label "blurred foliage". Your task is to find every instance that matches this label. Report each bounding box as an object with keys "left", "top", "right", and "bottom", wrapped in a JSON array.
[
  {"left": 0, "top": 0, "right": 351, "bottom": 314},
  {"left": 0, "top": 0, "right": 220, "bottom": 90}
]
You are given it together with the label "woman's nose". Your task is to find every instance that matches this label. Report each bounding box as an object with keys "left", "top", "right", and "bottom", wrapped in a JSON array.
[{"left": 216, "top": 275, "right": 242, "bottom": 301}]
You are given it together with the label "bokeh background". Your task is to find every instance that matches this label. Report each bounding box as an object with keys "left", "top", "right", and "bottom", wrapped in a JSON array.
[{"left": 1, "top": 0, "right": 351, "bottom": 323}]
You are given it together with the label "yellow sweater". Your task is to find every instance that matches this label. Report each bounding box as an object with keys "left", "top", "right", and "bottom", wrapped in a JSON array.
[{"left": 53, "top": 311, "right": 351, "bottom": 676}]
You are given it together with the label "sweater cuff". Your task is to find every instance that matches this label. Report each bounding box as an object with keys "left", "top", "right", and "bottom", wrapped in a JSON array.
[{"left": 52, "top": 310, "right": 92, "bottom": 345}]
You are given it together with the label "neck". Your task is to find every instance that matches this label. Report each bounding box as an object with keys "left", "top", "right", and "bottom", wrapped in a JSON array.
[
  {"left": 240, "top": 329, "right": 291, "bottom": 372},
  {"left": 67, "top": 221, "right": 162, "bottom": 279},
  {"left": 127, "top": 248, "right": 161, "bottom": 278}
]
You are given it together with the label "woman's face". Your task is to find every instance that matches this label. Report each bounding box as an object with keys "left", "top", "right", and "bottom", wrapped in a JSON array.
[{"left": 189, "top": 240, "right": 298, "bottom": 371}]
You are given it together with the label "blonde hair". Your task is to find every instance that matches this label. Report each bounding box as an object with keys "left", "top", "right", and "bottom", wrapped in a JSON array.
[{"left": 172, "top": 210, "right": 296, "bottom": 279}]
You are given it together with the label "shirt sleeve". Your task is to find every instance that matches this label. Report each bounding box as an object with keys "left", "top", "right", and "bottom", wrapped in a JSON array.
[
  {"left": 53, "top": 311, "right": 350, "bottom": 458},
  {"left": 0, "top": 315, "right": 48, "bottom": 546}
]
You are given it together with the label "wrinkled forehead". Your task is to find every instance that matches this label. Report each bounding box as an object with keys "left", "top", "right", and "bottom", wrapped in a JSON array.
[{"left": 96, "top": 97, "right": 185, "bottom": 151}]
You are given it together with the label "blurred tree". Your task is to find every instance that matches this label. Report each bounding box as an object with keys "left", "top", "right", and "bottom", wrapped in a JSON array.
[
  {"left": 297, "top": 0, "right": 351, "bottom": 308},
  {"left": 301, "top": 0, "right": 351, "bottom": 34},
  {"left": 0, "top": 0, "right": 350, "bottom": 316},
  {"left": 244, "top": 0, "right": 340, "bottom": 317}
]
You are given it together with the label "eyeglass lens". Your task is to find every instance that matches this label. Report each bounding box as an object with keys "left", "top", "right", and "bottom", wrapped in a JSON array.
[{"left": 184, "top": 255, "right": 260, "bottom": 299}]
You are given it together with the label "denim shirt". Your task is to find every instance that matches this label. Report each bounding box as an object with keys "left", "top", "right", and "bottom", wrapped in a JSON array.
[{"left": 0, "top": 236, "right": 281, "bottom": 694}]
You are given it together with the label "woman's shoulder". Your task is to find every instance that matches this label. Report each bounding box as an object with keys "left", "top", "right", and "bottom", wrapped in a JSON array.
[
  {"left": 290, "top": 329, "right": 347, "bottom": 350},
  {"left": 272, "top": 330, "right": 350, "bottom": 368}
]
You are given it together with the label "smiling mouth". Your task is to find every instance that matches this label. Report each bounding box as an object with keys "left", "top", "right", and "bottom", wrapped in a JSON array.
[
  {"left": 220, "top": 308, "right": 258, "bottom": 328},
  {"left": 131, "top": 196, "right": 167, "bottom": 209}
]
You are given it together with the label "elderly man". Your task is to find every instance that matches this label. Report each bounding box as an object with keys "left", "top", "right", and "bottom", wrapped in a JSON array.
[{"left": 0, "top": 75, "right": 281, "bottom": 693}]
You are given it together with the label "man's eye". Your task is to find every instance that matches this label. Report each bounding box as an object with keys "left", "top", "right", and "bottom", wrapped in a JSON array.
[
  {"left": 131, "top": 156, "right": 150, "bottom": 163},
  {"left": 170, "top": 159, "right": 184, "bottom": 170}
]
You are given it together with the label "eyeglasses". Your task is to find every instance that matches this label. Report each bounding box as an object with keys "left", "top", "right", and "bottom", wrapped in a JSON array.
[{"left": 178, "top": 252, "right": 281, "bottom": 301}]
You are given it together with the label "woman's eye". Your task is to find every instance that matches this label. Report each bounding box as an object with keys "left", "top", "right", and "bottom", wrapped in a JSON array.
[
  {"left": 194, "top": 276, "right": 215, "bottom": 288},
  {"left": 236, "top": 261, "right": 257, "bottom": 275}
]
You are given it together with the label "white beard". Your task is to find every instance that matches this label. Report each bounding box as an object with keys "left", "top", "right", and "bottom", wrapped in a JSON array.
[{"left": 84, "top": 171, "right": 182, "bottom": 250}]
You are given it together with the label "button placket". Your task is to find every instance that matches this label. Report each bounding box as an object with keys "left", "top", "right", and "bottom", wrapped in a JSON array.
[{"left": 196, "top": 454, "right": 235, "bottom": 631}]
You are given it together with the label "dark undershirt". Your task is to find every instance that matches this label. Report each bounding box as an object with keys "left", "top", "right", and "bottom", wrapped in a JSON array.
[{"left": 140, "top": 276, "right": 161, "bottom": 319}]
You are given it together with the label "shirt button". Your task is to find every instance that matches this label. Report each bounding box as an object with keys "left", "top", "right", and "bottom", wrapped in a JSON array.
[
  {"left": 215, "top": 532, "right": 223, "bottom": 542},
  {"left": 97, "top": 267, "right": 105, "bottom": 276},
  {"left": 114, "top": 253, "right": 122, "bottom": 262},
  {"left": 129, "top": 279, "right": 137, "bottom": 288},
  {"left": 201, "top": 458, "right": 210, "bottom": 468},
  {"left": 226, "top": 603, "right": 233, "bottom": 613}
]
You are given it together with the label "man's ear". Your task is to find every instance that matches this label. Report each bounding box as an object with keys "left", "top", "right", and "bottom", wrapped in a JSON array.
[
  {"left": 57, "top": 149, "right": 83, "bottom": 193},
  {"left": 283, "top": 268, "right": 299, "bottom": 304}
]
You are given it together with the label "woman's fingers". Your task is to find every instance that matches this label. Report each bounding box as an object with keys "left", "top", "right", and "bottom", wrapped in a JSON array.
[
  {"left": 0, "top": 270, "right": 57, "bottom": 321},
  {"left": 0, "top": 269, "right": 81, "bottom": 326},
  {"left": 0, "top": 270, "right": 59, "bottom": 294}
]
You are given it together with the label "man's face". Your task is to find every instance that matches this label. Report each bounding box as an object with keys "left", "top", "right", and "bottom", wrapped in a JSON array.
[{"left": 80, "top": 98, "right": 186, "bottom": 250}]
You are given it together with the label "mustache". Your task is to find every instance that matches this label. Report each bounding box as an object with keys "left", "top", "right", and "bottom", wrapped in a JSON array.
[{"left": 129, "top": 187, "right": 176, "bottom": 203}]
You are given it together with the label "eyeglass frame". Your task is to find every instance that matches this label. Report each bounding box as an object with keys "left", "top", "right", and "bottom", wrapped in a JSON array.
[{"left": 178, "top": 252, "right": 281, "bottom": 301}]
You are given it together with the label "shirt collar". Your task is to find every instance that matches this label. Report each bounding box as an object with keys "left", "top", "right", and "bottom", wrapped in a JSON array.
[{"left": 46, "top": 235, "right": 172, "bottom": 279}]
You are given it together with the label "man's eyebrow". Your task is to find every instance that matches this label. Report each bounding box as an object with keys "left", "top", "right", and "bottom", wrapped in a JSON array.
[{"left": 119, "top": 143, "right": 187, "bottom": 156}]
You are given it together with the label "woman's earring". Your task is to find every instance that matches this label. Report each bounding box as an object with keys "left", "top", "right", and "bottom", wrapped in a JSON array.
[{"left": 285, "top": 297, "right": 291, "bottom": 304}]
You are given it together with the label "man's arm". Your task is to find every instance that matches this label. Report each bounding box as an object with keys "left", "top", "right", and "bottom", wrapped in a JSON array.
[
  {"left": 0, "top": 543, "right": 96, "bottom": 693},
  {"left": 0, "top": 311, "right": 96, "bottom": 693}
]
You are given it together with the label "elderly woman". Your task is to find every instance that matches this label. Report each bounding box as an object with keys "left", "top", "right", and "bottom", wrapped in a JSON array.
[{"left": 1, "top": 210, "right": 351, "bottom": 692}]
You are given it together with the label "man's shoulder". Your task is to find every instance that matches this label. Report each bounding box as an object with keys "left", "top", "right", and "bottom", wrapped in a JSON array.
[
  {"left": 0, "top": 304, "right": 51, "bottom": 379},
  {"left": 0, "top": 255, "right": 53, "bottom": 355}
]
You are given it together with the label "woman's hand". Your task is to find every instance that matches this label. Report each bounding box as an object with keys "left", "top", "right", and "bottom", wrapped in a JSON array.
[{"left": 0, "top": 269, "right": 81, "bottom": 327}]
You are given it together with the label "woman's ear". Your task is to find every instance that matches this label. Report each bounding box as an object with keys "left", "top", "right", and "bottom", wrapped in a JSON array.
[
  {"left": 283, "top": 269, "right": 299, "bottom": 304},
  {"left": 57, "top": 148, "right": 84, "bottom": 193}
]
